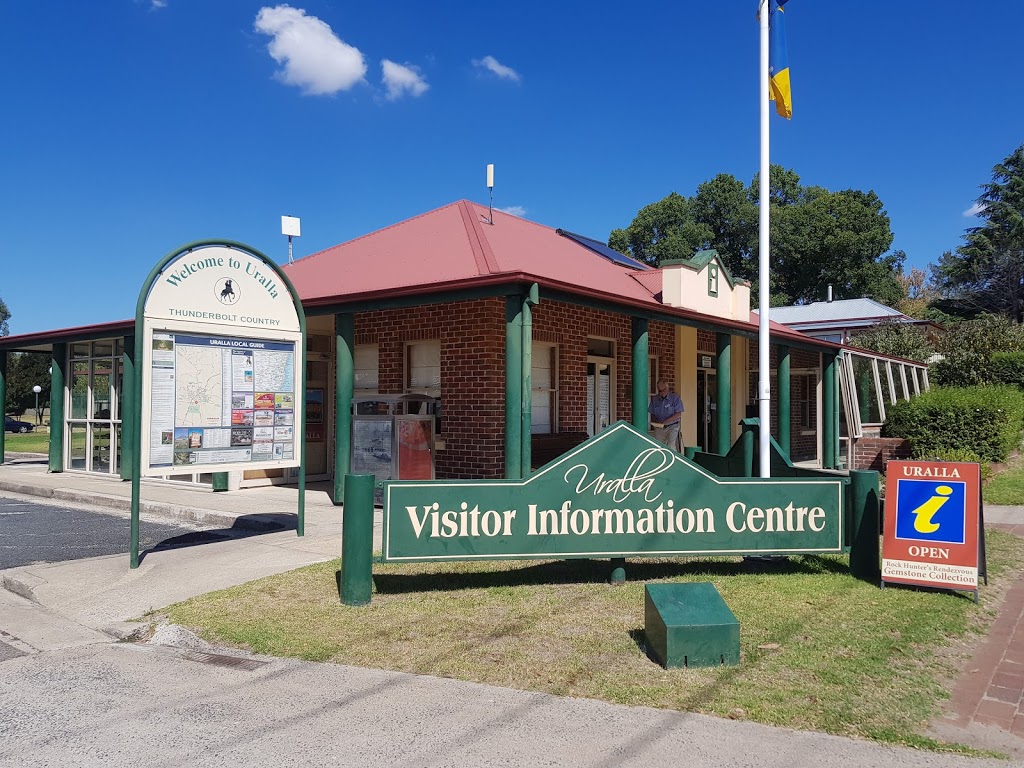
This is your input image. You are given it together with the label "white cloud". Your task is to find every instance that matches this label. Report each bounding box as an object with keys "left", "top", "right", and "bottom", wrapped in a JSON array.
[
  {"left": 381, "top": 60, "right": 429, "bottom": 100},
  {"left": 472, "top": 55, "right": 521, "bottom": 82},
  {"left": 151, "top": 0, "right": 167, "bottom": 8},
  {"left": 497, "top": 205, "right": 527, "bottom": 218},
  {"left": 254, "top": 5, "right": 367, "bottom": 95},
  {"left": 963, "top": 201, "right": 987, "bottom": 217}
]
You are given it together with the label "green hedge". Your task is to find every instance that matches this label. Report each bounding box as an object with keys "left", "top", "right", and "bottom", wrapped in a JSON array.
[
  {"left": 882, "top": 385, "right": 1024, "bottom": 462},
  {"left": 990, "top": 352, "right": 1024, "bottom": 387}
]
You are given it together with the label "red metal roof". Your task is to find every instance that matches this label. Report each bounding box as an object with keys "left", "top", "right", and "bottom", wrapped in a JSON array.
[{"left": 0, "top": 200, "right": 837, "bottom": 351}]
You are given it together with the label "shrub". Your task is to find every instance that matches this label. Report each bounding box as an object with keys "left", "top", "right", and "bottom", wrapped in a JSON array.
[
  {"left": 931, "top": 315, "right": 1024, "bottom": 386},
  {"left": 882, "top": 385, "right": 1024, "bottom": 462},
  {"left": 909, "top": 447, "right": 992, "bottom": 481},
  {"left": 990, "top": 351, "right": 1024, "bottom": 387}
]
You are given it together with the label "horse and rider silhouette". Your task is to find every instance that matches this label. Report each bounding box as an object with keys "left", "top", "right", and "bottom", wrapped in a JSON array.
[{"left": 220, "top": 279, "right": 236, "bottom": 302}]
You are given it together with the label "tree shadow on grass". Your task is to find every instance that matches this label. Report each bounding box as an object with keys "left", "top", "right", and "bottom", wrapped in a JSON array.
[{"left": 370, "top": 553, "right": 850, "bottom": 595}]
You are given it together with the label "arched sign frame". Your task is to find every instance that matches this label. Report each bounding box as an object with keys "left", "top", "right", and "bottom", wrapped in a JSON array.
[{"left": 130, "top": 240, "right": 307, "bottom": 568}]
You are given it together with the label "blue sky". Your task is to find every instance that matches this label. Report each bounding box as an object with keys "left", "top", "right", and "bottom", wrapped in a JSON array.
[{"left": 2, "top": 1, "right": 1022, "bottom": 335}]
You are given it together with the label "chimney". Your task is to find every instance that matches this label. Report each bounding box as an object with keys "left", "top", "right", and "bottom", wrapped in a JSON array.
[{"left": 827, "top": 284, "right": 833, "bottom": 303}]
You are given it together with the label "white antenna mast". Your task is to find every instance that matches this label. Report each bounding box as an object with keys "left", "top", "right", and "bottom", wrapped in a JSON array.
[
  {"left": 281, "top": 215, "right": 301, "bottom": 263},
  {"left": 486, "top": 163, "right": 494, "bottom": 225}
]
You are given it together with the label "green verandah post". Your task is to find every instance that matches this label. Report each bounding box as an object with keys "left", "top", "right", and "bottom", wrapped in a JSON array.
[
  {"left": 716, "top": 333, "right": 732, "bottom": 455},
  {"left": 334, "top": 312, "right": 354, "bottom": 502},
  {"left": 505, "top": 295, "right": 523, "bottom": 479},
  {"left": 777, "top": 344, "right": 790, "bottom": 459},
  {"left": 49, "top": 343, "right": 66, "bottom": 473}
]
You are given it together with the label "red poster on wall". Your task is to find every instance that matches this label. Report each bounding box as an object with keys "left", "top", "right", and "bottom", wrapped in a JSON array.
[{"left": 882, "top": 461, "right": 983, "bottom": 596}]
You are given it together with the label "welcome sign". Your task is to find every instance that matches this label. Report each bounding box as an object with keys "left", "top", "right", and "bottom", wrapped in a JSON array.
[{"left": 382, "top": 422, "right": 845, "bottom": 562}]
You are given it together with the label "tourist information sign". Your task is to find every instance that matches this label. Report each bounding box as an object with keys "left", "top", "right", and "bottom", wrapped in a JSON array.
[
  {"left": 382, "top": 422, "right": 846, "bottom": 562},
  {"left": 130, "top": 240, "right": 307, "bottom": 567},
  {"left": 882, "top": 460, "right": 985, "bottom": 599}
]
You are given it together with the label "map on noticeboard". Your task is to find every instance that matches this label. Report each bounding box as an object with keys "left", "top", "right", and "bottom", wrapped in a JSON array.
[{"left": 147, "top": 332, "right": 296, "bottom": 471}]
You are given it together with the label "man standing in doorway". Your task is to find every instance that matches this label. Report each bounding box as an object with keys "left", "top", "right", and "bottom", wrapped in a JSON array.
[{"left": 649, "top": 379, "right": 683, "bottom": 451}]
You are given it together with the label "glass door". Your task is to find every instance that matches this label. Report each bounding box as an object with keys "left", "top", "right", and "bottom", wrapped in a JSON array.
[
  {"left": 586, "top": 359, "right": 614, "bottom": 437},
  {"left": 696, "top": 369, "right": 717, "bottom": 452}
]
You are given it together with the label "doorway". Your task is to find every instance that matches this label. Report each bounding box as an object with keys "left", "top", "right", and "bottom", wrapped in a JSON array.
[
  {"left": 586, "top": 359, "right": 615, "bottom": 437},
  {"left": 696, "top": 369, "right": 717, "bottom": 452}
]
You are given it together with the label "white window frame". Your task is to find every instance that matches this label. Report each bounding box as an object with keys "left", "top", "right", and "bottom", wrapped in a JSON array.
[
  {"left": 404, "top": 340, "right": 441, "bottom": 398},
  {"left": 531, "top": 342, "right": 558, "bottom": 434}
]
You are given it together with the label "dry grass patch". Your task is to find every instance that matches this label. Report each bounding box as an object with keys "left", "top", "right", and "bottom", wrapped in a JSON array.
[{"left": 159, "top": 530, "right": 1024, "bottom": 753}]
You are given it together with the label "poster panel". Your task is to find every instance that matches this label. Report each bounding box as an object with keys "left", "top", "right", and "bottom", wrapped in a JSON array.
[
  {"left": 140, "top": 244, "right": 303, "bottom": 475},
  {"left": 882, "top": 460, "right": 981, "bottom": 593}
]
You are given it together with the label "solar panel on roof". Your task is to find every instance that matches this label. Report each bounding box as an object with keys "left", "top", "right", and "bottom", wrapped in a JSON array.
[{"left": 556, "top": 229, "right": 651, "bottom": 270}]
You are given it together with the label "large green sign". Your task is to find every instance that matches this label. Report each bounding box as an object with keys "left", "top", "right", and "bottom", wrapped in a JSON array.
[{"left": 382, "top": 422, "right": 845, "bottom": 562}]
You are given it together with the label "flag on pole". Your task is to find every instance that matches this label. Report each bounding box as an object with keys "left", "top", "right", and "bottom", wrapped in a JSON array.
[{"left": 769, "top": 0, "right": 792, "bottom": 119}]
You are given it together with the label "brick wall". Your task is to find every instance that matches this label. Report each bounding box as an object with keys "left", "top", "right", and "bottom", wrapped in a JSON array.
[
  {"left": 851, "top": 431, "right": 912, "bottom": 472},
  {"left": 355, "top": 297, "right": 677, "bottom": 480}
]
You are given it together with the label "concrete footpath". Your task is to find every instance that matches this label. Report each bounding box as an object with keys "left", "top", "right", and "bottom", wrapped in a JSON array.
[{"left": 1, "top": 454, "right": 1023, "bottom": 766}]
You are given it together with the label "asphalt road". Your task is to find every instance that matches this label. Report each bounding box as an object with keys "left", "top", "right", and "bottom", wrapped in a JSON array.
[{"left": 0, "top": 495, "right": 227, "bottom": 569}]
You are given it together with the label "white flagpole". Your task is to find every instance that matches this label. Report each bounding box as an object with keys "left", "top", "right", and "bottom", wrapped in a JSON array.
[{"left": 758, "top": 0, "right": 772, "bottom": 478}]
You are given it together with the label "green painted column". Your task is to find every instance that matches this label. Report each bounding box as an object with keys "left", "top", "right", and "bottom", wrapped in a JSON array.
[
  {"left": 0, "top": 351, "right": 7, "bottom": 463},
  {"left": 777, "top": 344, "right": 791, "bottom": 459},
  {"left": 849, "top": 469, "right": 881, "bottom": 583},
  {"left": 822, "top": 352, "right": 837, "bottom": 470},
  {"left": 631, "top": 318, "right": 649, "bottom": 429},
  {"left": 49, "top": 343, "right": 66, "bottom": 473},
  {"left": 505, "top": 296, "right": 523, "bottom": 479},
  {"left": 120, "top": 336, "right": 135, "bottom": 480},
  {"left": 334, "top": 313, "right": 355, "bottom": 503},
  {"left": 716, "top": 333, "right": 732, "bottom": 455},
  {"left": 341, "top": 473, "right": 375, "bottom": 605},
  {"left": 520, "top": 294, "right": 534, "bottom": 477}
]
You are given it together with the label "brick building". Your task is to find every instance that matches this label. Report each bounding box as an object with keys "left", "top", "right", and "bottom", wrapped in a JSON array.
[{"left": 0, "top": 200, "right": 930, "bottom": 484}]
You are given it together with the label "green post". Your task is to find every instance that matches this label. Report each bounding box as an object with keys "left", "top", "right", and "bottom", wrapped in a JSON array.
[
  {"left": 49, "top": 343, "right": 66, "bottom": 473},
  {"left": 119, "top": 335, "right": 135, "bottom": 480},
  {"left": 505, "top": 295, "right": 523, "bottom": 479},
  {"left": 131, "top": 332, "right": 142, "bottom": 569},
  {"left": 777, "top": 345, "right": 790, "bottom": 459},
  {"left": 0, "top": 351, "right": 7, "bottom": 463},
  {"left": 521, "top": 293, "right": 534, "bottom": 477},
  {"left": 334, "top": 313, "right": 354, "bottom": 503},
  {"left": 631, "top": 318, "right": 649, "bottom": 429},
  {"left": 716, "top": 333, "right": 732, "bottom": 455},
  {"left": 741, "top": 425, "right": 754, "bottom": 477},
  {"left": 848, "top": 469, "right": 881, "bottom": 583},
  {"left": 341, "top": 473, "right": 374, "bottom": 606},
  {"left": 822, "top": 353, "right": 837, "bottom": 470},
  {"left": 297, "top": 348, "right": 306, "bottom": 537}
]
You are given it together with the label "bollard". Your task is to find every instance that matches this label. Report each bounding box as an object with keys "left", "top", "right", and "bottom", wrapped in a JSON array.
[
  {"left": 849, "top": 469, "right": 881, "bottom": 583},
  {"left": 610, "top": 557, "right": 626, "bottom": 585},
  {"left": 341, "top": 473, "right": 375, "bottom": 606}
]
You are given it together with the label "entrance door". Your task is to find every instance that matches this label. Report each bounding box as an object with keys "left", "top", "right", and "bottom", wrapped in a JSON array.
[
  {"left": 696, "top": 369, "right": 717, "bottom": 452},
  {"left": 586, "top": 359, "right": 614, "bottom": 437}
]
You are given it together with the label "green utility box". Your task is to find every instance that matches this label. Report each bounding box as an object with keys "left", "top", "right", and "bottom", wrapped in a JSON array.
[{"left": 644, "top": 582, "right": 740, "bottom": 669}]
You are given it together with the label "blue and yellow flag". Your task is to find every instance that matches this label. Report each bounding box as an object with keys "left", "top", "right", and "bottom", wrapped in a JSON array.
[{"left": 769, "top": 0, "right": 792, "bottom": 119}]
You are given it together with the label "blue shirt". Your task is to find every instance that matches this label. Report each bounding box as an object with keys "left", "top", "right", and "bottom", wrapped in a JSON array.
[{"left": 649, "top": 391, "right": 683, "bottom": 423}]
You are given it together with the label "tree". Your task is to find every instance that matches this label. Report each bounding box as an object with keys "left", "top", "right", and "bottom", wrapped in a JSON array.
[
  {"left": 931, "top": 144, "right": 1024, "bottom": 322},
  {"left": 609, "top": 167, "right": 901, "bottom": 307},
  {"left": 848, "top": 320, "right": 934, "bottom": 362},
  {"left": 930, "top": 314, "right": 1024, "bottom": 387},
  {"left": 4, "top": 352, "right": 50, "bottom": 418},
  {"left": 0, "top": 296, "right": 9, "bottom": 336}
]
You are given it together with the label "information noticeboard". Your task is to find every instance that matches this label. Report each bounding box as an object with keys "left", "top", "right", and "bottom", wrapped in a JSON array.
[
  {"left": 139, "top": 243, "right": 304, "bottom": 476},
  {"left": 882, "top": 460, "right": 982, "bottom": 595}
]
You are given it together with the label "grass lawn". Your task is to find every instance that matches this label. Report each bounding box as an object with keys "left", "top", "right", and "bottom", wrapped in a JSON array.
[
  {"left": 983, "top": 453, "right": 1024, "bottom": 505},
  {"left": 156, "top": 529, "right": 1024, "bottom": 755},
  {"left": 2, "top": 429, "right": 50, "bottom": 453}
]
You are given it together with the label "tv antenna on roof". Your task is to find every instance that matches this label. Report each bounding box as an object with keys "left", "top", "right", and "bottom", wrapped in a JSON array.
[
  {"left": 281, "top": 215, "right": 301, "bottom": 263},
  {"left": 485, "top": 163, "right": 494, "bottom": 225}
]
